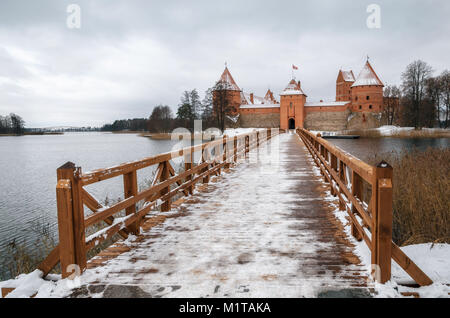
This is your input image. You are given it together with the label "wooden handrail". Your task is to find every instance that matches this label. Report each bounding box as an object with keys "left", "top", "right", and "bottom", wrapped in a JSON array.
[
  {"left": 38, "top": 129, "right": 278, "bottom": 278},
  {"left": 297, "top": 128, "right": 432, "bottom": 286}
]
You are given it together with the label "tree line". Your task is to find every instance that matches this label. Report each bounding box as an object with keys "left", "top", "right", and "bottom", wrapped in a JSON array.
[
  {"left": 0, "top": 113, "right": 25, "bottom": 135},
  {"left": 383, "top": 60, "right": 450, "bottom": 128}
]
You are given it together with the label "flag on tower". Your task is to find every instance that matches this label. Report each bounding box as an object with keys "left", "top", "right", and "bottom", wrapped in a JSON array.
[{"left": 292, "top": 64, "right": 298, "bottom": 70}]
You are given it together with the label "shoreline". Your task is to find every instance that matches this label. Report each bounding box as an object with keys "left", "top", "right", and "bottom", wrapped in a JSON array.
[{"left": 0, "top": 132, "right": 64, "bottom": 137}]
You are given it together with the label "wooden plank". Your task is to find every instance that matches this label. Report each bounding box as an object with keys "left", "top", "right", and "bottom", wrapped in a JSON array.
[
  {"left": 80, "top": 132, "right": 256, "bottom": 186},
  {"left": 184, "top": 151, "right": 193, "bottom": 194},
  {"left": 300, "top": 129, "right": 374, "bottom": 182},
  {"left": 371, "top": 162, "right": 393, "bottom": 270},
  {"left": 57, "top": 162, "right": 86, "bottom": 272},
  {"left": 56, "top": 179, "right": 75, "bottom": 278},
  {"left": 160, "top": 161, "right": 171, "bottom": 212},
  {"left": 84, "top": 162, "right": 208, "bottom": 227},
  {"left": 352, "top": 171, "right": 364, "bottom": 241},
  {"left": 37, "top": 245, "right": 60, "bottom": 276},
  {"left": 85, "top": 201, "right": 156, "bottom": 250},
  {"left": 123, "top": 170, "right": 139, "bottom": 234},
  {"left": 391, "top": 242, "right": 433, "bottom": 286},
  {"left": 1, "top": 288, "right": 15, "bottom": 298},
  {"left": 377, "top": 177, "right": 393, "bottom": 283},
  {"left": 82, "top": 189, "right": 129, "bottom": 239},
  {"left": 301, "top": 133, "right": 373, "bottom": 228}
]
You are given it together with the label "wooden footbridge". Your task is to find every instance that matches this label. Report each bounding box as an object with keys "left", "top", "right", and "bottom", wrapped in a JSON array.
[{"left": 12, "top": 129, "right": 434, "bottom": 297}]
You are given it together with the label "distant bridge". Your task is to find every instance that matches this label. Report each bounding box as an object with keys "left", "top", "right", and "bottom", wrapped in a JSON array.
[{"left": 4, "top": 129, "right": 433, "bottom": 297}]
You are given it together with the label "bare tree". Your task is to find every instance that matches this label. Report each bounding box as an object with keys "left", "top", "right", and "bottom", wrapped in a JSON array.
[
  {"left": 440, "top": 70, "right": 450, "bottom": 128},
  {"left": 401, "top": 60, "right": 433, "bottom": 128},
  {"left": 383, "top": 85, "right": 401, "bottom": 125},
  {"left": 148, "top": 105, "right": 173, "bottom": 132},
  {"left": 213, "top": 81, "right": 237, "bottom": 131}
]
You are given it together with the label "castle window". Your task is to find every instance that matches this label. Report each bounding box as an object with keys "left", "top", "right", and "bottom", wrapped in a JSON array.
[
  {"left": 359, "top": 105, "right": 362, "bottom": 110},
  {"left": 355, "top": 96, "right": 358, "bottom": 101},
  {"left": 369, "top": 105, "right": 373, "bottom": 109},
  {"left": 290, "top": 102, "right": 292, "bottom": 108},
  {"left": 366, "top": 96, "right": 370, "bottom": 100}
]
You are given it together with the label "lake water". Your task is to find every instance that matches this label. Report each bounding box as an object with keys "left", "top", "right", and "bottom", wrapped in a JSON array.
[
  {"left": 0, "top": 132, "right": 188, "bottom": 279},
  {"left": 0, "top": 132, "right": 449, "bottom": 279},
  {"left": 328, "top": 137, "right": 450, "bottom": 162}
]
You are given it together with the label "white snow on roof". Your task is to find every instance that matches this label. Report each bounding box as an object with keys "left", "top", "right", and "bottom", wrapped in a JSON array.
[
  {"left": 240, "top": 104, "right": 280, "bottom": 109},
  {"left": 341, "top": 71, "right": 355, "bottom": 82},
  {"left": 279, "top": 90, "right": 305, "bottom": 96},
  {"left": 280, "top": 80, "right": 306, "bottom": 96},
  {"left": 305, "top": 101, "right": 350, "bottom": 107},
  {"left": 217, "top": 67, "right": 240, "bottom": 91},
  {"left": 241, "top": 92, "right": 279, "bottom": 106},
  {"left": 352, "top": 62, "right": 383, "bottom": 87}
]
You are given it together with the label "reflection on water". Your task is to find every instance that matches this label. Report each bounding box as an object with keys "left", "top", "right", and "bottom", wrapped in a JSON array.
[
  {"left": 0, "top": 132, "right": 189, "bottom": 279},
  {"left": 328, "top": 137, "right": 450, "bottom": 162}
]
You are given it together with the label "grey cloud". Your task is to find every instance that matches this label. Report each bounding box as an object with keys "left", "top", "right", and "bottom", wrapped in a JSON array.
[{"left": 0, "top": 0, "right": 449, "bottom": 127}]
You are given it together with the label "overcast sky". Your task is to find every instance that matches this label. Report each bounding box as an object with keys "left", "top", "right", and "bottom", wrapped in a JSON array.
[{"left": 0, "top": 0, "right": 449, "bottom": 127}]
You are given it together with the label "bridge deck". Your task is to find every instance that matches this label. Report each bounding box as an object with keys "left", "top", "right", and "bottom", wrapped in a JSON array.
[{"left": 71, "top": 133, "right": 371, "bottom": 298}]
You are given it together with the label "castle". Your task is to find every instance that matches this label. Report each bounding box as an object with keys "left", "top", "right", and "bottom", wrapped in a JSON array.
[{"left": 213, "top": 60, "right": 386, "bottom": 131}]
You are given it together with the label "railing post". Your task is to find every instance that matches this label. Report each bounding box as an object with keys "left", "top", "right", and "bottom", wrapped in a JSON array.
[
  {"left": 202, "top": 145, "right": 210, "bottom": 184},
  {"left": 233, "top": 136, "right": 238, "bottom": 163},
  {"left": 245, "top": 135, "right": 250, "bottom": 155},
  {"left": 351, "top": 171, "right": 363, "bottom": 241},
  {"left": 256, "top": 131, "right": 259, "bottom": 147},
  {"left": 123, "top": 170, "right": 139, "bottom": 235},
  {"left": 268, "top": 128, "right": 271, "bottom": 140},
  {"left": 338, "top": 161, "right": 346, "bottom": 211},
  {"left": 224, "top": 135, "right": 230, "bottom": 169},
  {"left": 184, "top": 150, "right": 193, "bottom": 195},
  {"left": 330, "top": 154, "right": 337, "bottom": 196},
  {"left": 56, "top": 162, "right": 87, "bottom": 275},
  {"left": 374, "top": 161, "right": 393, "bottom": 283},
  {"left": 160, "top": 161, "right": 171, "bottom": 211},
  {"left": 56, "top": 179, "right": 75, "bottom": 279}
]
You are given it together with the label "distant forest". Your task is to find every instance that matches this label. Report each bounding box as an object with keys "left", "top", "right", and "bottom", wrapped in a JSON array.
[
  {"left": 0, "top": 113, "right": 25, "bottom": 135},
  {"left": 101, "top": 87, "right": 218, "bottom": 133}
]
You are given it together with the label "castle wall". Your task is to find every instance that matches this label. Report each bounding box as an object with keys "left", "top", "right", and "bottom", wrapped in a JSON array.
[
  {"left": 304, "top": 109, "right": 351, "bottom": 131},
  {"left": 346, "top": 112, "right": 383, "bottom": 130},
  {"left": 239, "top": 113, "right": 280, "bottom": 128},
  {"left": 240, "top": 107, "right": 279, "bottom": 114}
]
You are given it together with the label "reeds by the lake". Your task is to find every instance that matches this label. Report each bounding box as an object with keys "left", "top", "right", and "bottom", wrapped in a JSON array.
[{"left": 367, "top": 147, "right": 450, "bottom": 246}]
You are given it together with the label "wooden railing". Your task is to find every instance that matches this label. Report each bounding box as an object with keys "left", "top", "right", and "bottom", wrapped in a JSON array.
[
  {"left": 297, "top": 128, "right": 433, "bottom": 286},
  {"left": 38, "top": 129, "right": 278, "bottom": 278}
]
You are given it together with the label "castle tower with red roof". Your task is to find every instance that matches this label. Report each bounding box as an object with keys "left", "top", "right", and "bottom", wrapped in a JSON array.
[
  {"left": 350, "top": 60, "right": 384, "bottom": 112},
  {"left": 279, "top": 79, "right": 307, "bottom": 130},
  {"left": 336, "top": 70, "right": 355, "bottom": 101},
  {"left": 213, "top": 66, "right": 242, "bottom": 116}
]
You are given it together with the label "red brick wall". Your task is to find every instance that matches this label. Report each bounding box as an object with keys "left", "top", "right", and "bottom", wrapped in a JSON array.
[
  {"left": 350, "top": 86, "right": 384, "bottom": 112},
  {"left": 336, "top": 82, "right": 353, "bottom": 101},
  {"left": 280, "top": 95, "right": 306, "bottom": 129}
]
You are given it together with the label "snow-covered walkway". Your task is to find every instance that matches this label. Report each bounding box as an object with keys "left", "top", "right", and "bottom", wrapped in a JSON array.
[{"left": 58, "top": 132, "right": 371, "bottom": 298}]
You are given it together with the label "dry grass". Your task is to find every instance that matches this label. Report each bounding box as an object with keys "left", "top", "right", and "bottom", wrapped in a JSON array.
[
  {"left": 367, "top": 147, "right": 450, "bottom": 246},
  {"left": 341, "top": 128, "right": 450, "bottom": 138}
]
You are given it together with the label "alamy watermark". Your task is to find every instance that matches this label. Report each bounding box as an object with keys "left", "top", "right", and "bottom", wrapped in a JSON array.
[
  {"left": 367, "top": 4, "right": 381, "bottom": 29},
  {"left": 66, "top": 4, "right": 81, "bottom": 29}
]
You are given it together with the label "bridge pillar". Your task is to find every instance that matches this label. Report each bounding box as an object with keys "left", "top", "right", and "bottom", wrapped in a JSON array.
[{"left": 372, "top": 161, "right": 393, "bottom": 283}]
